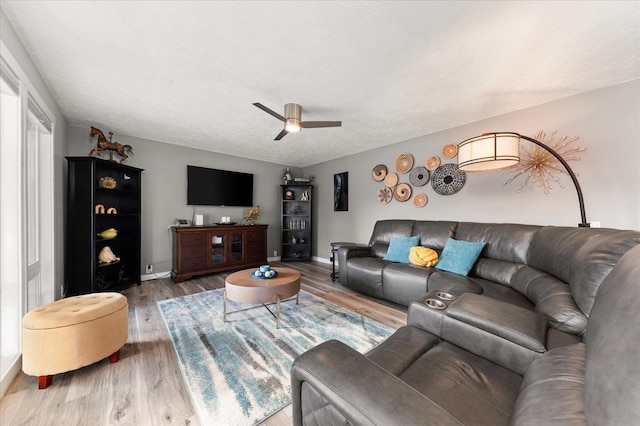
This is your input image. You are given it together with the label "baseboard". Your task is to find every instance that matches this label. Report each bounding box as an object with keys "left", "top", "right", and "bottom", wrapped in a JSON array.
[
  {"left": 313, "top": 256, "right": 331, "bottom": 264},
  {"left": 0, "top": 354, "right": 22, "bottom": 398},
  {"left": 141, "top": 270, "right": 171, "bottom": 281},
  {"left": 267, "top": 256, "right": 281, "bottom": 262}
]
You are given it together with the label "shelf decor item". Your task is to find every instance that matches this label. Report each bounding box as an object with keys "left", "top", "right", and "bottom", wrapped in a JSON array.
[
  {"left": 243, "top": 205, "right": 261, "bottom": 225},
  {"left": 89, "top": 127, "right": 134, "bottom": 164},
  {"left": 98, "top": 246, "right": 120, "bottom": 264},
  {"left": 98, "top": 176, "right": 117, "bottom": 189},
  {"left": 457, "top": 131, "right": 589, "bottom": 227},
  {"left": 97, "top": 228, "right": 118, "bottom": 240}
]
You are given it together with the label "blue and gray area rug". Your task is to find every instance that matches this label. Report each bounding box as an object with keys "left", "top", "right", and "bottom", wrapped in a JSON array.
[{"left": 157, "top": 289, "right": 394, "bottom": 426}]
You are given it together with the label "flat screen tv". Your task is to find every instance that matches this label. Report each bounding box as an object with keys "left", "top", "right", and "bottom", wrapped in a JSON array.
[{"left": 187, "top": 165, "right": 254, "bottom": 207}]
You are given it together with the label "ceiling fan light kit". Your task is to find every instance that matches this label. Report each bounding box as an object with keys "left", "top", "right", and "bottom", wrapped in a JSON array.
[{"left": 253, "top": 102, "right": 341, "bottom": 140}]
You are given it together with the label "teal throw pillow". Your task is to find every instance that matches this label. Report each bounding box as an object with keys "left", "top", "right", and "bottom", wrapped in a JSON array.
[
  {"left": 435, "top": 238, "right": 485, "bottom": 276},
  {"left": 383, "top": 236, "right": 420, "bottom": 264}
]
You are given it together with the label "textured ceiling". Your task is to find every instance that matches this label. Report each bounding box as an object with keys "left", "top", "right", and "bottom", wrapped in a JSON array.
[{"left": 2, "top": 1, "right": 639, "bottom": 167}]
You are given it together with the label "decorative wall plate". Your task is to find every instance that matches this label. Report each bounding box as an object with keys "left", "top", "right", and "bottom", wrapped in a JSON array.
[
  {"left": 394, "top": 153, "right": 414, "bottom": 174},
  {"left": 409, "top": 166, "right": 430, "bottom": 186},
  {"left": 394, "top": 183, "right": 412, "bottom": 202},
  {"left": 413, "top": 193, "right": 428, "bottom": 207},
  {"left": 372, "top": 164, "right": 388, "bottom": 182},
  {"left": 443, "top": 144, "right": 458, "bottom": 158},
  {"left": 384, "top": 172, "right": 398, "bottom": 188},
  {"left": 431, "top": 163, "right": 466, "bottom": 195},
  {"left": 377, "top": 187, "right": 392, "bottom": 204},
  {"left": 425, "top": 156, "right": 441, "bottom": 171}
]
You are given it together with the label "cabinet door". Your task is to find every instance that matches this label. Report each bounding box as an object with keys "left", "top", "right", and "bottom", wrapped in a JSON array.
[
  {"left": 209, "top": 232, "right": 227, "bottom": 265},
  {"left": 228, "top": 231, "right": 245, "bottom": 264}
]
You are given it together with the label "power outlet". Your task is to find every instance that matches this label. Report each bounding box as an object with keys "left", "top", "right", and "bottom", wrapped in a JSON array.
[
  {"left": 145, "top": 264, "right": 153, "bottom": 274},
  {"left": 273, "top": 250, "right": 278, "bottom": 257}
]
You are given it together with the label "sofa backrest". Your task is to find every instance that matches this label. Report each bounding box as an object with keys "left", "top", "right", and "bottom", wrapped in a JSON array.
[
  {"left": 368, "top": 220, "right": 414, "bottom": 258},
  {"left": 584, "top": 244, "right": 640, "bottom": 424},
  {"left": 412, "top": 221, "right": 458, "bottom": 250},
  {"left": 527, "top": 227, "right": 640, "bottom": 317}
]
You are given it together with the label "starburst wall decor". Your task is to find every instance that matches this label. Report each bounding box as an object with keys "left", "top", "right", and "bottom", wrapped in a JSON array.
[{"left": 502, "top": 130, "right": 586, "bottom": 194}]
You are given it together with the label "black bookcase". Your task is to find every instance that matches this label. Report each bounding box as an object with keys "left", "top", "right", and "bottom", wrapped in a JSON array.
[
  {"left": 281, "top": 184, "right": 312, "bottom": 261},
  {"left": 66, "top": 157, "right": 143, "bottom": 295}
]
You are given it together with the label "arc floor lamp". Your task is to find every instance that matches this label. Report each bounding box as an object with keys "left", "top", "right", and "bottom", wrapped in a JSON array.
[{"left": 457, "top": 132, "right": 589, "bottom": 228}]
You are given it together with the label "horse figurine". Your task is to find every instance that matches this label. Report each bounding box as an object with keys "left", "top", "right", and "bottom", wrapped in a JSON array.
[{"left": 89, "top": 126, "right": 134, "bottom": 163}]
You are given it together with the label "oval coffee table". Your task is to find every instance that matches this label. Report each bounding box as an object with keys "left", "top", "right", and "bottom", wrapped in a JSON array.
[{"left": 224, "top": 267, "right": 301, "bottom": 329}]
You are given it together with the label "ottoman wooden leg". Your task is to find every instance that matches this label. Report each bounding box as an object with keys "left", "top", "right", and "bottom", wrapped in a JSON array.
[
  {"left": 38, "top": 375, "right": 53, "bottom": 389},
  {"left": 108, "top": 350, "right": 120, "bottom": 363}
]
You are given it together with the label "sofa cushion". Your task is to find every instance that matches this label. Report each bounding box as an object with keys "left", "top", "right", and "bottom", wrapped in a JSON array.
[
  {"left": 344, "top": 257, "right": 385, "bottom": 298},
  {"left": 383, "top": 236, "right": 420, "bottom": 263},
  {"left": 400, "top": 341, "right": 522, "bottom": 425},
  {"left": 455, "top": 222, "right": 539, "bottom": 264},
  {"left": 366, "top": 326, "right": 439, "bottom": 376},
  {"left": 584, "top": 245, "right": 640, "bottom": 425},
  {"left": 408, "top": 246, "right": 439, "bottom": 267},
  {"left": 435, "top": 238, "right": 485, "bottom": 276},
  {"left": 527, "top": 227, "right": 640, "bottom": 316},
  {"left": 511, "top": 266, "right": 587, "bottom": 335},
  {"left": 368, "top": 220, "right": 415, "bottom": 258},
  {"left": 510, "top": 343, "right": 586, "bottom": 425},
  {"left": 382, "top": 263, "right": 434, "bottom": 306},
  {"left": 411, "top": 221, "right": 458, "bottom": 250}
]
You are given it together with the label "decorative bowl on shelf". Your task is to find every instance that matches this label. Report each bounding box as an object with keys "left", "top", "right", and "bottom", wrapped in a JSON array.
[{"left": 97, "top": 228, "right": 117, "bottom": 240}]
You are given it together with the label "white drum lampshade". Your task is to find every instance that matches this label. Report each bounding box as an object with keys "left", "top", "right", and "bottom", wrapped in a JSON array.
[{"left": 457, "top": 132, "right": 520, "bottom": 172}]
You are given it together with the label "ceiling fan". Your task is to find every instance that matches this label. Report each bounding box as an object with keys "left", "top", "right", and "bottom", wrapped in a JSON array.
[{"left": 253, "top": 102, "right": 342, "bottom": 140}]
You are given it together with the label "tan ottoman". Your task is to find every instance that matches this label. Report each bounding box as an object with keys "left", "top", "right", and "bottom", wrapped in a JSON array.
[{"left": 22, "top": 292, "right": 128, "bottom": 389}]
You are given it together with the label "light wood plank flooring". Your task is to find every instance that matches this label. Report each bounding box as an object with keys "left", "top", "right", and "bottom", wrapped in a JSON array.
[{"left": 0, "top": 261, "right": 406, "bottom": 426}]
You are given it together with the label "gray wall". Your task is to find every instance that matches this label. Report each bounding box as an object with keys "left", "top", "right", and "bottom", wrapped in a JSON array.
[
  {"left": 67, "top": 126, "right": 299, "bottom": 275},
  {"left": 1, "top": 9, "right": 69, "bottom": 300},
  {"left": 304, "top": 80, "right": 640, "bottom": 260}
]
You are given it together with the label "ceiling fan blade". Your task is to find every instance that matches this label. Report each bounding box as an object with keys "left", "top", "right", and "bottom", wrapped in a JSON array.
[
  {"left": 274, "top": 129, "right": 289, "bottom": 140},
  {"left": 253, "top": 103, "right": 286, "bottom": 122},
  {"left": 300, "top": 121, "right": 342, "bottom": 129}
]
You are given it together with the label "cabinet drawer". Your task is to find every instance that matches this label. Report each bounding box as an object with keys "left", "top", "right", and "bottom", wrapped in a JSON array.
[
  {"left": 181, "top": 257, "right": 207, "bottom": 272},
  {"left": 180, "top": 232, "right": 207, "bottom": 246},
  {"left": 246, "top": 230, "right": 266, "bottom": 242},
  {"left": 180, "top": 244, "right": 207, "bottom": 259},
  {"left": 246, "top": 241, "right": 266, "bottom": 252},
  {"left": 247, "top": 251, "right": 267, "bottom": 262}
]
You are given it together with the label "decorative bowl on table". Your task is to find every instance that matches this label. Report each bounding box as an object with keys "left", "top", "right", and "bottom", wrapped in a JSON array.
[{"left": 251, "top": 265, "right": 278, "bottom": 279}]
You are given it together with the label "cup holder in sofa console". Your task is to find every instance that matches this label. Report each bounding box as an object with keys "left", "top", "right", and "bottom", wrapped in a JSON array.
[
  {"left": 425, "top": 298, "right": 447, "bottom": 310},
  {"left": 436, "top": 291, "right": 456, "bottom": 301}
]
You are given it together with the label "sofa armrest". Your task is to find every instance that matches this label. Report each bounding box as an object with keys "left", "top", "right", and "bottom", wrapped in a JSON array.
[
  {"left": 337, "top": 245, "right": 370, "bottom": 286},
  {"left": 291, "top": 340, "right": 462, "bottom": 426}
]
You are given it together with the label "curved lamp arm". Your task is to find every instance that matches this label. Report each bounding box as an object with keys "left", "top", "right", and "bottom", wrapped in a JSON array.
[
  {"left": 518, "top": 134, "right": 589, "bottom": 228},
  {"left": 458, "top": 132, "right": 589, "bottom": 228}
]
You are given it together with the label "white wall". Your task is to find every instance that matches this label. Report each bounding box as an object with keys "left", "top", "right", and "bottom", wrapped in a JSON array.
[
  {"left": 304, "top": 80, "right": 640, "bottom": 260},
  {"left": 67, "top": 126, "right": 300, "bottom": 276}
]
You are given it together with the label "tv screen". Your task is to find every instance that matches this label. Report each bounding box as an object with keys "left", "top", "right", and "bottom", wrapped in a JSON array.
[{"left": 187, "top": 165, "right": 254, "bottom": 207}]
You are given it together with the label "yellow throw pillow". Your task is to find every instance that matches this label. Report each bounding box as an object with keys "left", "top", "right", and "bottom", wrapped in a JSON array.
[{"left": 409, "top": 246, "right": 439, "bottom": 267}]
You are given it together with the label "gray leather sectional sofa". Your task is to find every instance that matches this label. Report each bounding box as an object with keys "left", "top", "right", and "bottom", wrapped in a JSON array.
[{"left": 291, "top": 220, "right": 640, "bottom": 425}]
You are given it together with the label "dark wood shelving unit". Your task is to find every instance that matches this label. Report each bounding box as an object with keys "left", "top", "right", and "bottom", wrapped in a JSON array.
[
  {"left": 66, "top": 157, "right": 143, "bottom": 295},
  {"left": 281, "top": 184, "right": 312, "bottom": 262}
]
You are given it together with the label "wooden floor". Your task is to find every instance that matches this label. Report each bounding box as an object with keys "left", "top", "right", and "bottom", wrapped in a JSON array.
[{"left": 0, "top": 261, "right": 407, "bottom": 425}]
